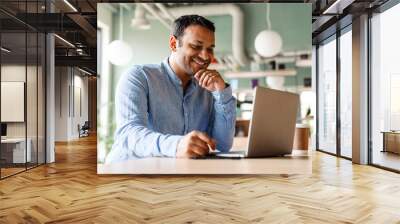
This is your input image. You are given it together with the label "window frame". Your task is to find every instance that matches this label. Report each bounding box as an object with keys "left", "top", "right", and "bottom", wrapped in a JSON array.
[
  {"left": 315, "top": 23, "right": 353, "bottom": 161},
  {"left": 368, "top": 0, "right": 400, "bottom": 173}
]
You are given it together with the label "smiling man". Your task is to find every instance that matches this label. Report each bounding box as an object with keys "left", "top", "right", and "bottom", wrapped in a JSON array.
[{"left": 106, "top": 15, "right": 236, "bottom": 163}]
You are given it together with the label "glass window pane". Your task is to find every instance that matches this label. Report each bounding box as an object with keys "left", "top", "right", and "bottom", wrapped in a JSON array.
[
  {"left": 0, "top": 1, "right": 46, "bottom": 179},
  {"left": 38, "top": 32, "right": 45, "bottom": 165},
  {"left": 318, "top": 37, "right": 337, "bottom": 154},
  {"left": 27, "top": 31, "right": 38, "bottom": 169},
  {"left": 1, "top": 31, "right": 27, "bottom": 177},
  {"left": 371, "top": 3, "right": 400, "bottom": 171},
  {"left": 340, "top": 29, "right": 352, "bottom": 158}
]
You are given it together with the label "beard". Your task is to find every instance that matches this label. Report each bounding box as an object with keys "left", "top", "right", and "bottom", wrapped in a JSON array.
[{"left": 188, "top": 56, "right": 210, "bottom": 75}]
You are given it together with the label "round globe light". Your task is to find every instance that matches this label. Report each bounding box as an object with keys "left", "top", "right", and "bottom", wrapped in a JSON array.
[
  {"left": 105, "top": 40, "right": 133, "bottom": 66},
  {"left": 266, "top": 76, "right": 285, "bottom": 90},
  {"left": 254, "top": 30, "right": 283, "bottom": 58}
]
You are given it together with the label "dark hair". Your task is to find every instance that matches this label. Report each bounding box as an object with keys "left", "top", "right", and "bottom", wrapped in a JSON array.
[{"left": 172, "top": 15, "right": 215, "bottom": 42}]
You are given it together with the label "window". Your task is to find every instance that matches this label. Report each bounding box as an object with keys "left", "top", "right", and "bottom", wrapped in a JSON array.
[
  {"left": 0, "top": 1, "right": 46, "bottom": 179},
  {"left": 317, "top": 36, "right": 337, "bottom": 154},
  {"left": 339, "top": 28, "right": 352, "bottom": 158},
  {"left": 371, "top": 2, "right": 400, "bottom": 171}
]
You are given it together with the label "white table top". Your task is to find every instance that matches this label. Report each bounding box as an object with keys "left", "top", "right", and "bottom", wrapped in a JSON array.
[{"left": 97, "top": 137, "right": 312, "bottom": 175}]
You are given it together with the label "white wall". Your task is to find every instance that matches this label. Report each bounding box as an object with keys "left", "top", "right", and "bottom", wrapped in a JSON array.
[
  {"left": 72, "top": 73, "right": 89, "bottom": 138},
  {"left": 55, "top": 66, "right": 68, "bottom": 141},
  {"left": 1, "top": 64, "right": 46, "bottom": 163},
  {"left": 55, "top": 67, "right": 89, "bottom": 141},
  {"left": 1, "top": 65, "right": 35, "bottom": 137}
]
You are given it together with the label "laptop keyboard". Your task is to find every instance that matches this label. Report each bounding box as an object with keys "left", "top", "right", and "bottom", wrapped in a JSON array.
[
  {"left": 191, "top": 152, "right": 244, "bottom": 160},
  {"left": 191, "top": 155, "right": 243, "bottom": 160}
]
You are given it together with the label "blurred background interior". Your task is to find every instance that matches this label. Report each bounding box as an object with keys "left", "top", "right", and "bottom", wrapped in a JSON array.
[{"left": 97, "top": 3, "right": 314, "bottom": 162}]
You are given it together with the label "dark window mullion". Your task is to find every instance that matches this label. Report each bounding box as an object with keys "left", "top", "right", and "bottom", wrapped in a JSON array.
[
  {"left": 336, "top": 29, "right": 341, "bottom": 157},
  {"left": 25, "top": 0, "right": 28, "bottom": 171},
  {"left": 367, "top": 11, "right": 373, "bottom": 165},
  {"left": 44, "top": 0, "right": 48, "bottom": 165},
  {"left": 316, "top": 45, "right": 320, "bottom": 151},
  {"left": 36, "top": 0, "right": 39, "bottom": 167},
  {"left": 0, "top": 26, "right": 2, "bottom": 179}
]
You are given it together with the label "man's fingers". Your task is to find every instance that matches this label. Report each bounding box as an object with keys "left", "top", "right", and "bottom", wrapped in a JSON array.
[
  {"left": 195, "top": 70, "right": 222, "bottom": 89},
  {"left": 186, "top": 150, "right": 198, "bottom": 158},
  {"left": 207, "top": 138, "right": 217, "bottom": 150},
  {"left": 199, "top": 70, "right": 210, "bottom": 85},
  {"left": 195, "top": 69, "right": 212, "bottom": 81},
  {"left": 194, "top": 132, "right": 215, "bottom": 149},
  {"left": 201, "top": 74, "right": 211, "bottom": 87},
  {"left": 194, "top": 69, "right": 206, "bottom": 79},
  {"left": 202, "top": 71, "right": 217, "bottom": 87},
  {"left": 190, "top": 136, "right": 209, "bottom": 150},
  {"left": 189, "top": 144, "right": 209, "bottom": 156},
  {"left": 206, "top": 75, "right": 216, "bottom": 87},
  {"left": 211, "top": 139, "right": 217, "bottom": 150}
]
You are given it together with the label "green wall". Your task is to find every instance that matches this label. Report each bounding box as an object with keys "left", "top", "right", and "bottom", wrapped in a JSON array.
[
  {"left": 241, "top": 3, "right": 311, "bottom": 53},
  {"left": 109, "top": 3, "right": 312, "bottom": 89}
]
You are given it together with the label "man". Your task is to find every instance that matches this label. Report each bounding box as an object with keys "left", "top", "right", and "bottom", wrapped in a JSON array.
[{"left": 106, "top": 15, "right": 236, "bottom": 163}]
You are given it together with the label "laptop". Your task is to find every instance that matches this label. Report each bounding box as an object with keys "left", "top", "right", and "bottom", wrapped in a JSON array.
[{"left": 201, "top": 86, "right": 299, "bottom": 159}]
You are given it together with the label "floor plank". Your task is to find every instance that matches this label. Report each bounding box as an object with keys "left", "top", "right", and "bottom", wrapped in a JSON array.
[{"left": 1, "top": 135, "right": 400, "bottom": 223}]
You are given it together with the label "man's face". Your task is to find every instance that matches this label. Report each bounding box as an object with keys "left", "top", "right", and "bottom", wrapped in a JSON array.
[{"left": 171, "top": 25, "right": 215, "bottom": 76}]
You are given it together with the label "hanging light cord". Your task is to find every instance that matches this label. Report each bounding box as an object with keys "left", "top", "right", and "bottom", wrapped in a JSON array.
[
  {"left": 119, "top": 4, "right": 123, "bottom": 40},
  {"left": 266, "top": 4, "right": 271, "bottom": 30}
]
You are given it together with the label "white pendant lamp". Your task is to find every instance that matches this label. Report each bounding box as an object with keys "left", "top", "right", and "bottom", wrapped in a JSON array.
[
  {"left": 106, "top": 5, "right": 133, "bottom": 66},
  {"left": 131, "top": 5, "right": 150, "bottom": 30},
  {"left": 266, "top": 76, "right": 285, "bottom": 90},
  {"left": 254, "top": 4, "right": 283, "bottom": 58}
]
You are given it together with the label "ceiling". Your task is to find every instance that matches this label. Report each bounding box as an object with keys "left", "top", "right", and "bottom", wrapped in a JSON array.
[
  {"left": 0, "top": 0, "right": 393, "bottom": 73},
  {"left": 0, "top": 0, "right": 97, "bottom": 73},
  {"left": 310, "top": 0, "right": 389, "bottom": 43}
]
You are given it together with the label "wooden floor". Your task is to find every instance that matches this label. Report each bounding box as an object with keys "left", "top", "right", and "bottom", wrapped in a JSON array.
[
  {"left": 1, "top": 163, "right": 45, "bottom": 178},
  {"left": 1, "top": 167, "right": 26, "bottom": 178},
  {"left": 1, "top": 135, "right": 400, "bottom": 223}
]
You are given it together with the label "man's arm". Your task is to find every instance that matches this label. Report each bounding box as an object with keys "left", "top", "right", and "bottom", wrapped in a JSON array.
[
  {"left": 209, "top": 86, "right": 236, "bottom": 152},
  {"left": 108, "top": 67, "right": 182, "bottom": 161},
  {"left": 194, "top": 69, "right": 236, "bottom": 152}
]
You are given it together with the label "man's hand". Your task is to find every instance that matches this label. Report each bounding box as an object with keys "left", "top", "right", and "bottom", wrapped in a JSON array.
[
  {"left": 176, "top": 131, "right": 216, "bottom": 158},
  {"left": 194, "top": 69, "right": 226, "bottom": 92}
]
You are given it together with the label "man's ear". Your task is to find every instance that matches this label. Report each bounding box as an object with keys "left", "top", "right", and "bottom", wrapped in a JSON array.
[{"left": 169, "top": 35, "right": 177, "bottom": 52}]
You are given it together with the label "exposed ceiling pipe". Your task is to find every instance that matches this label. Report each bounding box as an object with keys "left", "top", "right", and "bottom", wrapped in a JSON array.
[
  {"left": 167, "top": 4, "right": 249, "bottom": 66},
  {"left": 141, "top": 3, "right": 171, "bottom": 29},
  {"left": 155, "top": 3, "right": 176, "bottom": 23}
]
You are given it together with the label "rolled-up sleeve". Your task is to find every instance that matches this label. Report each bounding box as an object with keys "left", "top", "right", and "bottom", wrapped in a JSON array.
[
  {"left": 209, "top": 85, "right": 236, "bottom": 152},
  {"left": 105, "top": 67, "right": 182, "bottom": 163}
]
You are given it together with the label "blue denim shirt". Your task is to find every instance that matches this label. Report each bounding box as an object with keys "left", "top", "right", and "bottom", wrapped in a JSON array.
[{"left": 105, "top": 58, "right": 236, "bottom": 163}]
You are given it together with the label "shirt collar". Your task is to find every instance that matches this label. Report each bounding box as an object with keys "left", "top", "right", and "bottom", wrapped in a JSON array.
[
  {"left": 162, "top": 57, "right": 182, "bottom": 86},
  {"left": 162, "top": 57, "right": 198, "bottom": 89}
]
